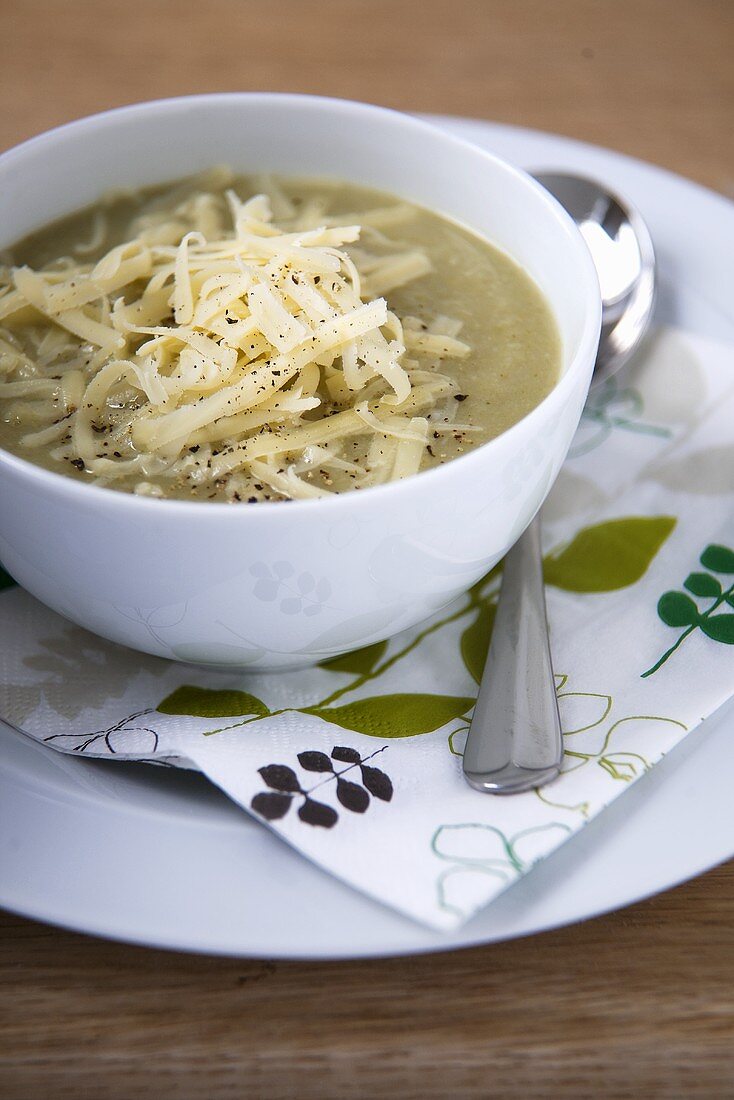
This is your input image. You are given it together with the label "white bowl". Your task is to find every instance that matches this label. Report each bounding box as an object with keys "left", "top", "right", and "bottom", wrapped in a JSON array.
[{"left": 0, "top": 94, "right": 600, "bottom": 669}]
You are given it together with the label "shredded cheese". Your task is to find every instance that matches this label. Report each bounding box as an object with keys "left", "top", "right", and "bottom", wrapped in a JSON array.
[{"left": 0, "top": 173, "right": 475, "bottom": 501}]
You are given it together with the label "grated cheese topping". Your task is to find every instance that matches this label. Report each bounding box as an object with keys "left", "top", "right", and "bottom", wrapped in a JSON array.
[{"left": 0, "top": 171, "right": 476, "bottom": 501}]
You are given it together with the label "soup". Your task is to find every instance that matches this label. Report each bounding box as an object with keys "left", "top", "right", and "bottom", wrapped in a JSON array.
[{"left": 0, "top": 170, "right": 560, "bottom": 502}]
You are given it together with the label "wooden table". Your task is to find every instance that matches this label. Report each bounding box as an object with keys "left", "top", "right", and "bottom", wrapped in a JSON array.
[{"left": 1, "top": 2, "right": 732, "bottom": 1095}]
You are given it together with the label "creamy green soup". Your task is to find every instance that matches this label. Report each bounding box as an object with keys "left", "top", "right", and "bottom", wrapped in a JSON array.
[{"left": 0, "top": 171, "right": 560, "bottom": 501}]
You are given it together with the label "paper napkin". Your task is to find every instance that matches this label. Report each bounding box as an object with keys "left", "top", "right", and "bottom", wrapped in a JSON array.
[{"left": 2, "top": 325, "right": 733, "bottom": 930}]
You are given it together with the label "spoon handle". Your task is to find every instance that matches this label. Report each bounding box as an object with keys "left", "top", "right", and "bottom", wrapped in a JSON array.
[{"left": 462, "top": 516, "right": 563, "bottom": 794}]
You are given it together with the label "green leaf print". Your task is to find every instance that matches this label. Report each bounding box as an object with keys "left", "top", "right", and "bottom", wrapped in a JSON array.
[
  {"left": 657, "top": 592, "right": 701, "bottom": 627},
  {"left": 684, "top": 572, "right": 721, "bottom": 598},
  {"left": 318, "top": 640, "right": 388, "bottom": 676},
  {"left": 432, "top": 821, "right": 572, "bottom": 918},
  {"left": 642, "top": 542, "right": 734, "bottom": 677},
  {"left": 460, "top": 601, "right": 497, "bottom": 684},
  {"left": 157, "top": 685, "right": 269, "bottom": 718},
  {"left": 305, "top": 693, "right": 474, "bottom": 738},
  {"left": 699, "top": 616, "right": 734, "bottom": 644},
  {"left": 568, "top": 378, "right": 671, "bottom": 459},
  {"left": 700, "top": 545, "right": 734, "bottom": 573},
  {"left": 543, "top": 516, "right": 676, "bottom": 593},
  {"left": 598, "top": 753, "right": 647, "bottom": 782}
]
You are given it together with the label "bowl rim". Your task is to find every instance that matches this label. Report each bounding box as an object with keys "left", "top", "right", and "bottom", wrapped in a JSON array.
[{"left": 0, "top": 92, "right": 602, "bottom": 518}]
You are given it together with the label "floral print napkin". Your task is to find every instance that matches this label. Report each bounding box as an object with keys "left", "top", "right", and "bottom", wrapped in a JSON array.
[{"left": 1, "top": 325, "right": 733, "bottom": 930}]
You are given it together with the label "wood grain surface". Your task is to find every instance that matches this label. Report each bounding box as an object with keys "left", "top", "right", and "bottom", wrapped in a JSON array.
[{"left": 0, "top": 1, "right": 733, "bottom": 1097}]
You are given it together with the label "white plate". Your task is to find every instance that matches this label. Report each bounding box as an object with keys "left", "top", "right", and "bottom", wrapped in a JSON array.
[{"left": 2, "top": 117, "right": 733, "bottom": 958}]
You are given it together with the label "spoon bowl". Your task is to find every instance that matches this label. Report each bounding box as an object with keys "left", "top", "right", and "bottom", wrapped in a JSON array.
[{"left": 535, "top": 172, "right": 656, "bottom": 383}]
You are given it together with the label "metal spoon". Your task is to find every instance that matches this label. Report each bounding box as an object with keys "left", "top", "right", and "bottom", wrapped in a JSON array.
[{"left": 463, "top": 173, "right": 656, "bottom": 794}]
